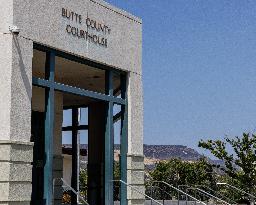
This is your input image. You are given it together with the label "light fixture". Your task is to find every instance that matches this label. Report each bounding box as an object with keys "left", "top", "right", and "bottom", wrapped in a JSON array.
[{"left": 9, "top": 25, "right": 20, "bottom": 35}]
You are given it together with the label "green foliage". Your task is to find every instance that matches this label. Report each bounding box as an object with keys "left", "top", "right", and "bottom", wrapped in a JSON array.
[
  {"left": 79, "top": 169, "right": 88, "bottom": 198},
  {"left": 199, "top": 133, "right": 256, "bottom": 193},
  {"left": 148, "top": 158, "right": 216, "bottom": 200},
  {"left": 114, "top": 162, "right": 120, "bottom": 200},
  {"left": 199, "top": 133, "right": 256, "bottom": 203},
  {"left": 149, "top": 158, "right": 216, "bottom": 187},
  {"left": 79, "top": 163, "right": 121, "bottom": 200}
]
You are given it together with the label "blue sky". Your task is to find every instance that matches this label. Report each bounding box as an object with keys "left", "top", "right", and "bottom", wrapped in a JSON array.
[{"left": 103, "top": 0, "right": 256, "bottom": 154}]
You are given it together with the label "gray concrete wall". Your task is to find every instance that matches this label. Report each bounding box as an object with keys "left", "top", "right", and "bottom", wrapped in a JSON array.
[
  {"left": 0, "top": 0, "right": 143, "bottom": 204},
  {"left": 127, "top": 72, "right": 144, "bottom": 205},
  {"left": 0, "top": 29, "right": 33, "bottom": 205},
  {"left": 12, "top": 0, "right": 142, "bottom": 75}
]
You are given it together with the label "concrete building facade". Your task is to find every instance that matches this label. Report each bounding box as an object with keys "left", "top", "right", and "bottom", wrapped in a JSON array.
[{"left": 0, "top": 0, "right": 144, "bottom": 205}]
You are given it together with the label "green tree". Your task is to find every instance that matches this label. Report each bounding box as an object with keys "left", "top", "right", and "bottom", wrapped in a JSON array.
[
  {"left": 79, "top": 169, "right": 88, "bottom": 198},
  {"left": 198, "top": 133, "right": 256, "bottom": 202},
  {"left": 113, "top": 162, "right": 120, "bottom": 201},
  {"left": 148, "top": 158, "right": 216, "bottom": 200},
  {"left": 150, "top": 158, "right": 215, "bottom": 186}
]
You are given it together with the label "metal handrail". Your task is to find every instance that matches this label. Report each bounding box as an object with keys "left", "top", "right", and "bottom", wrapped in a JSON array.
[
  {"left": 195, "top": 185, "right": 237, "bottom": 204},
  {"left": 217, "top": 182, "right": 256, "bottom": 199},
  {"left": 53, "top": 178, "right": 90, "bottom": 205},
  {"left": 150, "top": 181, "right": 207, "bottom": 205},
  {"left": 144, "top": 170, "right": 154, "bottom": 181},
  {"left": 192, "top": 187, "right": 231, "bottom": 205},
  {"left": 146, "top": 184, "right": 174, "bottom": 200},
  {"left": 113, "top": 180, "right": 163, "bottom": 205}
]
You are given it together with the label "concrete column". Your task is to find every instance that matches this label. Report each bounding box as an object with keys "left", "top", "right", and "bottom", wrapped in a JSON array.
[
  {"left": 0, "top": 30, "right": 34, "bottom": 205},
  {"left": 88, "top": 102, "right": 106, "bottom": 205},
  {"left": 127, "top": 73, "right": 145, "bottom": 205}
]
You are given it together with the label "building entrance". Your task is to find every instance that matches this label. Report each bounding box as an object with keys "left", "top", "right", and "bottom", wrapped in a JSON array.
[
  {"left": 31, "top": 111, "right": 45, "bottom": 205},
  {"left": 31, "top": 44, "right": 128, "bottom": 205}
]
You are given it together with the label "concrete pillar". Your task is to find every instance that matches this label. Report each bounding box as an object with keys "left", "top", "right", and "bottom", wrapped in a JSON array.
[
  {"left": 127, "top": 73, "right": 145, "bottom": 205},
  {"left": 88, "top": 102, "right": 106, "bottom": 205},
  {"left": 0, "top": 30, "right": 33, "bottom": 205}
]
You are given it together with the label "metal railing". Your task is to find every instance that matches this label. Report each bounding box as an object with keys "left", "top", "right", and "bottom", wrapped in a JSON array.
[
  {"left": 53, "top": 178, "right": 90, "bottom": 205},
  {"left": 113, "top": 179, "right": 163, "bottom": 205},
  {"left": 146, "top": 185, "right": 175, "bottom": 205},
  {"left": 195, "top": 185, "right": 237, "bottom": 204},
  {"left": 186, "top": 187, "right": 231, "bottom": 205},
  {"left": 217, "top": 182, "right": 256, "bottom": 200},
  {"left": 149, "top": 181, "right": 207, "bottom": 205}
]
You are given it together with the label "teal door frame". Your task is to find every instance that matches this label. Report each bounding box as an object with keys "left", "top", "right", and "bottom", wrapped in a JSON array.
[
  {"left": 43, "top": 51, "right": 55, "bottom": 205},
  {"left": 32, "top": 43, "right": 128, "bottom": 205}
]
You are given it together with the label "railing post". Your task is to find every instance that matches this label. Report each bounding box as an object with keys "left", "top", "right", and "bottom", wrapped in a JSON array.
[
  {"left": 117, "top": 180, "right": 163, "bottom": 205},
  {"left": 151, "top": 184, "right": 153, "bottom": 205},
  {"left": 185, "top": 187, "right": 188, "bottom": 205},
  {"left": 178, "top": 188, "right": 180, "bottom": 205}
]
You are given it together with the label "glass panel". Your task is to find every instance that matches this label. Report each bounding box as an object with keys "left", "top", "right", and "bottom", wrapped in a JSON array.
[
  {"left": 62, "top": 131, "right": 72, "bottom": 144},
  {"left": 114, "top": 120, "right": 121, "bottom": 145},
  {"left": 80, "top": 108, "right": 88, "bottom": 125},
  {"left": 55, "top": 56, "right": 105, "bottom": 94},
  {"left": 80, "top": 130, "right": 88, "bottom": 145},
  {"left": 63, "top": 109, "right": 72, "bottom": 127},
  {"left": 32, "top": 49, "right": 46, "bottom": 79}
]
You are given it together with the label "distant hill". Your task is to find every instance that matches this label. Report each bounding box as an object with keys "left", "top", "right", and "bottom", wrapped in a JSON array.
[
  {"left": 143, "top": 144, "right": 203, "bottom": 161},
  {"left": 63, "top": 144, "right": 203, "bottom": 161}
]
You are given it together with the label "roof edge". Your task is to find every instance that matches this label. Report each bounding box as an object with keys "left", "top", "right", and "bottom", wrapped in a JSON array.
[{"left": 89, "top": 0, "right": 142, "bottom": 24}]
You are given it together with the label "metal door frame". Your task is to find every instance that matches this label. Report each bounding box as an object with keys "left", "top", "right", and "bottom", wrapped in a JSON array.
[{"left": 32, "top": 43, "right": 128, "bottom": 205}]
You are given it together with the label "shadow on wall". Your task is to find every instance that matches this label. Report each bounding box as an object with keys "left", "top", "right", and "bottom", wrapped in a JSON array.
[{"left": 13, "top": 35, "right": 32, "bottom": 101}]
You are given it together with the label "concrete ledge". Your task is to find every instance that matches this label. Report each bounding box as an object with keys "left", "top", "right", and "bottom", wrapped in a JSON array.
[
  {"left": 0, "top": 183, "right": 9, "bottom": 201},
  {"left": 127, "top": 170, "right": 144, "bottom": 185},
  {"left": 0, "top": 144, "right": 11, "bottom": 162},
  {"left": 8, "top": 182, "right": 32, "bottom": 201},
  {"left": 0, "top": 141, "right": 33, "bottom": 146},
  {"left": 0, "top": 202, "right": 31, "bottom": 205},
  {"left": 0, "top": 162, "right": 32, "bottom": 182},
  {"left": 127, "top": 185, "right": 145, "bottom": 200},
  {"left": 0, "top": 182, "right": 32, "bottom": 202},
  {"left": 10, "top": 163, "right": 32, "bottom": 182},
  {"left": 0, "top": 141, "right": 33, "bottom": 203},
  {"left": 9, "top": 144, "right": 33, "bottom": 163},
  {"left": 128, "top": 199, "right": 145, "bottom": 205},
  {"left": 0, "top": 163, "right": 10, "bottom": 181},
  {"left": 0, "top": 141, "right": 33, "bottom": 163},
  {"left": 127, "top": 154, "right": 144, "bottom": 170}
]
